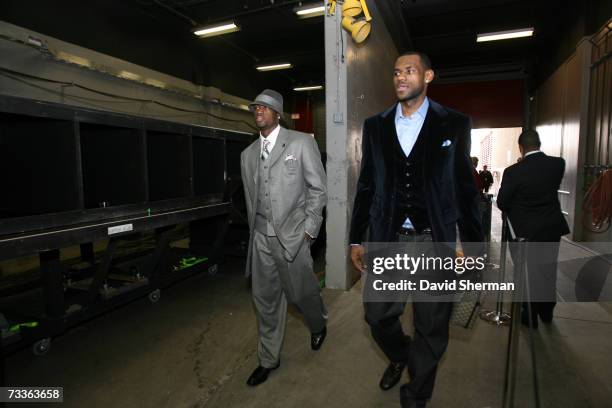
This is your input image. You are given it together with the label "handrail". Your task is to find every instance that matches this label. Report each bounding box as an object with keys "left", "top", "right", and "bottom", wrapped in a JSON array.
[{"left": 502, "top": 216, "right": 541, "bottom": 408}]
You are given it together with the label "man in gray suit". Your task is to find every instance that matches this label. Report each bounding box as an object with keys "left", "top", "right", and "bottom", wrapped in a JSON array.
[{"left": 240, "top": 89, "right": 328, "bottom": 386}]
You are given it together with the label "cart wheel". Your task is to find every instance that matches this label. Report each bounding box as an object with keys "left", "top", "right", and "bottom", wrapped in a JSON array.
[
  {"left": 33, "top": 338, "right": 51, "bottom": 356},
  {"left": 148, "top": 289, "right": 161, "bottom": 303},
  {"left": 208, "top": 264, "right": 218, "bottom": 276}
]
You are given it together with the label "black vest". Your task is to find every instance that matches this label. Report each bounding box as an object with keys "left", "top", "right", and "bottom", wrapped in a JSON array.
[{"left": 392, "top": 125, "right": 430, "bottom": 233}]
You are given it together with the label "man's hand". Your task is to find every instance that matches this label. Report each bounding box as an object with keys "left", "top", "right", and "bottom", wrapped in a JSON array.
[{"left": 350, "top": 245, "right": 365, "bottom": 273}]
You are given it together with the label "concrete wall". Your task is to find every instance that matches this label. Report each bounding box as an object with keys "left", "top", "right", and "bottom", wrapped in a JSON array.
[
  {"left": 0, "top": 21, "right": 262, "bottom": 134},
  {"left": 324, "top": 0, "right": 398, "bottom": 289}
]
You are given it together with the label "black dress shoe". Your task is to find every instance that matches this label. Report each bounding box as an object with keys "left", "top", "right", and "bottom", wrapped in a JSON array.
[
  {"left": 379, "top": 362, "right": 406, "bottom": 391},
  {"left": 538, "top": 308, "right": 554, "bottom": 323},
  {"left": 399, "top": 386, "right": 427, "bottom": 408},
  {"left": 311, "top": 326, "right": 327, "bottom": 350},
  {"left": 246, "top": 363, "right": 280, "bottom": 386},
  {"left": 521, "top": 310, "right": 538, "bottom": 329}
]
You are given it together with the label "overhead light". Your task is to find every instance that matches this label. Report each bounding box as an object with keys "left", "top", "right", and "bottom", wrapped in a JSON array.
[
  {"left": 295, "top": 3, "right": 325, "bottom": 18},
  {"left": 342, "top": 0, "right": 371, "bottom": 21},
  {"left": 26, "top": 36, "right": 44, "bottom": 48},
  {"left": 193, "top": 21, "right": 240, "bottom": 38},
  {"left": 144, "top": 78, "right": 166, "bottom": 89},
  {"left": 477, "top": 28, "right": 534, "bottom": 43},
  {"left": 55, "top": 51, "right": 92, "bottom": 68},
  {"left": 256, "top": 63, "right": 293, "bottom": 72},
  {"left": 294, "top": 85, "right": 324, "bottom": 91},
  {"left": 118, "top": 71, "right": 141, "bottom": 81},
  {"left": 342, "top": 16, "right": 371, "bottom": 43}
]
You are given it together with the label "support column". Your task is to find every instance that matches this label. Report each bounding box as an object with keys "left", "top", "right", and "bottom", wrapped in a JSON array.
[{"left": 324, "top": 0, "right": 400, "bottom": 289}]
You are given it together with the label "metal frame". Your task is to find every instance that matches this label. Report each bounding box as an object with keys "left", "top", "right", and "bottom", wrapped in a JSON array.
[
  {"left": 0, "top": 201, "right": 230, "bottom": 261},
  {"left": 0, "top": 94, "right": 250, "bottom": 360},
  {"left": 0, "top": 94, "right": 234, "bottom": 234}
]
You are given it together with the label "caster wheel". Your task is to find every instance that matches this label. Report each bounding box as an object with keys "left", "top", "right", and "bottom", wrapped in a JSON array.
[
  {"left": 148, "top": 289, "right": 161, "bottom": 303},
  {"left": 208, "top": 264, "right": 218, "bottom": 276},
  {"left": 33, "top": 338, "right": 51, "bottom": 356}
]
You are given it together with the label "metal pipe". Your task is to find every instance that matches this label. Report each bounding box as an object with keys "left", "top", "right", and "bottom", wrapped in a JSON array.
[
  {"left": 496, "top": 215, "right": 509, "bottom": 314},
  {"left": 152, "top": 0, "right": 198, "bottom": 26},
  {"left": 597, "top": 55, "right": 606, "bottom": 166},
  {"left": 479, "top": 212, "right": 511, "bottom": 326},
  {"left": 523, "top": 244, "right": 541, "bottom": 408},
  {"left": 502, "top": 237, "right": 526, "bottom": 408}
]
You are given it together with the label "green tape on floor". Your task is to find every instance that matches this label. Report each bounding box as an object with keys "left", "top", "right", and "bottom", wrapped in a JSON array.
[
  {"left": 9, "top": 321, "right": 39, "bottom": 332},
  {"left": 173, "top": 256, "right": 208, "bottom": 271}
]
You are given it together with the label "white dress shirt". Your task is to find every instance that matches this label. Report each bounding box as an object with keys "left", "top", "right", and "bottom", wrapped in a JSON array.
[
  {"left": 524, "top": 150, "right": 542, "bottom": 158},
  {"left": 260, "top": 125, "right": 280, "bottom": 158}
]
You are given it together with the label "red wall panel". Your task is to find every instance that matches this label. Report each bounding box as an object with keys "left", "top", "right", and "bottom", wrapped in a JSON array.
[
  {"left": 293, "top": 96, "right": 314, "bottom": 133},
  {"left": 428, "top": 79, "right": 524, "bottom": 128}
]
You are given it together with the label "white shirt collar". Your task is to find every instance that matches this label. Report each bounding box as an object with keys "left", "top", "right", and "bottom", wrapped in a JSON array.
[
  {"left": 260, "top": 125, "right": 281, "bottom": 154},
  {"left": 396, "top": 97, "right": 429, "bottom": 120},
  {"left": 524, "top": 150, "right": 542, "bottom": 158}
]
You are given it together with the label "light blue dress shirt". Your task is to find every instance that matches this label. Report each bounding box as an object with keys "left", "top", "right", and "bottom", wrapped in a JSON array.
[{"left": 395, "top": 97, "right": 429, "bottom": 229}]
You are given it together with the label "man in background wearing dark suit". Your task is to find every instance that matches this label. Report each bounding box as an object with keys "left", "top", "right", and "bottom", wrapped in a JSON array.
[
  {"left": 497, "top": 130, "right": 570, "bottom": 328},
  {"left": 471, "top": 157, "right": 484, "bottom": 193},
  {"left": 479, "top": 165, "right": 494, "bottom": 193},
  {"left": 349, "top": 51, "right": 483, "bottom": 408}
]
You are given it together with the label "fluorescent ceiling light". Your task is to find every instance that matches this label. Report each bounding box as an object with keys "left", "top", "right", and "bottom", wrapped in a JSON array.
[
  {"left": 295, "top": 3, "right": 325, "bottom": 18},
  {"left": 194, "top": 21, "right": 239, "bottom": 38},
  {"left": 256, "top": 63, "right": 293, "bottom": 72},
  {"left": 118, "top": 71, "right": 141, "bottom": 81},
  {"left": 477, "top": 28, "right": 534, "bottom": 43},
  {"left": 26, "top": 36, "right": 44, "bottom": 47},
  {"left": 144, "top": 78, "right": 166, "bottom": 88},
  {"left": 55, "top": 51, "right": 92, "bottom": 68},
  {"left": 294, "top": 85, "right": 324, "bottom": 91}
]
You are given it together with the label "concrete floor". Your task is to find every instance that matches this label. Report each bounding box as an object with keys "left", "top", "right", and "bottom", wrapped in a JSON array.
[{"left": 5, "top": 208, "right": 612, "bottom": 407}]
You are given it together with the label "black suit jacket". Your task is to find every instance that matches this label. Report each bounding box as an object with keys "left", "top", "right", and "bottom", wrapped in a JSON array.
[
  {"left": 497, "top": 152, "right": 570, "bottom": 240},
  {"left": 349, "top": 99, "right": 483, "bottom": 247}
]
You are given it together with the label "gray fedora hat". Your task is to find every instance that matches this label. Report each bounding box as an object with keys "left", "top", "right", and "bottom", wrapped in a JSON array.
[{"left": 249, "top": 89, "right": 283, "bottom": 114}]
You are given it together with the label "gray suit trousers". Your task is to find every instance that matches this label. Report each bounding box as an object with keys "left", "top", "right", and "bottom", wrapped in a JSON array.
[{"left": 251, "top": 230, "right": 327, "bottom": 368}]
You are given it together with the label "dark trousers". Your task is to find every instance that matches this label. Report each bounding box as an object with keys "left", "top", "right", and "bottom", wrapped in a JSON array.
[
  {"left": 363, "top": 232, "right": 452, "bottom": 399},
  {"left": 522, "top": 232, "right": 561, "bottom": 320}
]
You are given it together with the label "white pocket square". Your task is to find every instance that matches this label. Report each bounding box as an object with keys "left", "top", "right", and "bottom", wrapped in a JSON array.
[
  {"left": 441, "top": 139, "right": 452, "bottom": 147},
  {"left": 285, "top": 154, "right": 297, "bottom": 162}
]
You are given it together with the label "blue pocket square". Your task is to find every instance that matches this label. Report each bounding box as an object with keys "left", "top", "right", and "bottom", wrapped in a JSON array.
[{"left": 441, "top": 139, "right": 452, "bottom": 147}]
